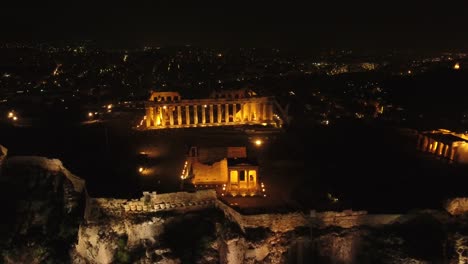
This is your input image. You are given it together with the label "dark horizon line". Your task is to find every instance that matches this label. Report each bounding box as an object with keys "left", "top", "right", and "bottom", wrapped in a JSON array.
[{"left": 1, "top": 39, "right": 468, "bottom": 55}]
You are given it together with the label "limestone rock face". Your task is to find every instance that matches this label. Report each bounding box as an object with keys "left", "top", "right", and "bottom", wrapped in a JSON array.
[
  {"left": 316, "top": 230, "right": 365, "bottom": 264},
  {"left": 0, "top": 144, "right": 7, "bottom": 167},
  {"left": 446, "top": 198, "right": 468, "bottom": 216},
  {"left": 0, "top": 155, "right": 86, "bottom": 263}
]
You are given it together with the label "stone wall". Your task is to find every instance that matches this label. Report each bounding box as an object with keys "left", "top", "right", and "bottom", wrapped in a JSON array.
[
  {"left": 216, "top": 200, "right": 309, "bottom": 232},
  {"left": 85, "top": 190, "right": 218, "bottom": 222},
  {"left": 216, "top": 201, "right": 403, "bottom": 233},
  {"left": 192, "top": 158, "right": 228, "bottom": 185},
  {"left": 312, "top": 210, "right": 403, "bottom": 228}
]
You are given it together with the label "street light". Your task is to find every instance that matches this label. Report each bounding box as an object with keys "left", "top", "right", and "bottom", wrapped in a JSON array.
[{"left": 254, "top": 139, "right": 263, "bottom": 146}]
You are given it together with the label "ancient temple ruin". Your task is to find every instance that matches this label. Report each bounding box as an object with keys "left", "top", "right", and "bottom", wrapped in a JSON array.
[
  {"left": 140, "top": 89, "right": 287, "bottom": 129},
  {"left": 417, "top": 129, "right": 468, "bottom": 163},
  {"left": 182, "top": 146, "right": 263, "bottom": 196}
]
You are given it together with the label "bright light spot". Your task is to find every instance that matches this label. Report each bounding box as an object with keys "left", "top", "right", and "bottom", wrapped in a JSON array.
[
  {"left": 254, "top": 139, "right": 263, "bottom": 146},
  {"left": 138, "top": 167, "right": 144, "bottom": 173},
  {"left": 163, "top": 105, "right": 167, "bottom": 109},
  {"left": 107, "top": 104, "right": 112, "bottom": 109},
  {"left": 454, "top": 63, "right": 461, "bottom": 70},
  {"left": 407, "top": 70, "right": 412, "bottom": 74},
  {"left": 88, "top": 112, "right": 93, "bottom": 117},
  {"left": 12, "top": 116, "right": 17, "bottom": 121},
  {"left": 7, "top": 112, "right": 13, "bottom": 118},
  {"left": 217, "top": 53, "right": 223, "bottom": 57},
  {"left": 203, "top": 105, "right": 207, "bottom": 108}
]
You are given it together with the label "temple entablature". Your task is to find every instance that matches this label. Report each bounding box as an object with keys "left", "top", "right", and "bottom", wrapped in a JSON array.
[{"left": 209, "top": 88, "right": 256, "bottom": 99}]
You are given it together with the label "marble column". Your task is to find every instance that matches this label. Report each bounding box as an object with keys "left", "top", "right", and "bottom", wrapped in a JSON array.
[
  {"left": 202, "top": 105, "right": 206, "bottom": 124},
  {"left": 193, "top": 105, "right": 198, "bottom": 125},
  {"left": 262, "top": 103, "right": 267, "bottom": 121},
  {"left": 185, "top": 105, "right": 190, "bottom": 125},
  {"left": 177, "top": 106, "right": 182, "bottom": 125},
  {"left": 217, "top": 104, "right": 222, "bottom": 123},
  {"left": 268, "top": 103, "right": 273, "bottom": 121},
  {"left": 240, "top": 104, "right": 245, "bottom": 122},
  {"left": 169, "top": 106, "right": 174, "bottom": 126},
  {"left": 209, "top": 105, "right": 214, "bottom": 124},
  {"left": 161, "top": 107, "right": 166, "bottom": 126},
  {"left": 233, "top": 104, "right": 237, "bottom": 123},
  {"left": 225, "top": 104, "right": 230, "bottom": 123},
  {"left": 146, "top": 107, "right": 151, "bottom": 127}
]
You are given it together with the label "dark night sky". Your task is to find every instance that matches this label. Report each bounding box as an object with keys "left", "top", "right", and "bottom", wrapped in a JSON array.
[{"left": 2, "top": 1, "right": 468, "bottom": 51}]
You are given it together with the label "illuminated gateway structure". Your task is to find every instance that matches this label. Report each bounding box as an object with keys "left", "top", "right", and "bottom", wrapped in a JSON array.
[{"left": 140, "top": 89, "right": 288, "bottom": 129}]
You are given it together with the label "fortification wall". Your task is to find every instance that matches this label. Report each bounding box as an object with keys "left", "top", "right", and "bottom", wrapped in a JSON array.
[
  {"left": 85, "top": 190, "right": 218, "bottom": 222},
  {"left": 216, "top": 200, "right": 309, "bottom": 232}
]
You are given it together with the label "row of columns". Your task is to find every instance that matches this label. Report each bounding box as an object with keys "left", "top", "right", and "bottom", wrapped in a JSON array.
[
  {"left": 417, "top": 134, "right": 456, "bottom": 161},
  {"left": 146, "top": 102, "right": 274, "bottom": 128}
]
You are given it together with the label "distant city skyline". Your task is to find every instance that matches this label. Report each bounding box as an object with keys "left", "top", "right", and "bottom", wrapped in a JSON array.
[{"left": 2, "top": 1, "right": 468, "bottom": 52}]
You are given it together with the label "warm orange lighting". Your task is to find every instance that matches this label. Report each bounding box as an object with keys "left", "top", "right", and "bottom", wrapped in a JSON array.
[
  {"left": 88, "top": 112, "right": 93, "bottom": 117},
  {"left": 254, "top": 139, "right": 263, "bottom": 146},
  {"left": 7, "top": 112, "right": 13, "bottom": 118},
  {"left": 454, "top": 63, "right": 461, "bottom": 70},
  {"left": 138, "top": 167, "right": 144, "bottom": 173},
  {"left": 12, "top": 116, "right": 17, "bottom": 121},
  {"left": 107, "top": 104, "right": 113, "bottom": 109}
]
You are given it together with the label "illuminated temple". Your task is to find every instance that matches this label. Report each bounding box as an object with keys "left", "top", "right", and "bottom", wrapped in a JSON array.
[
  {"left": 140, "top": 89, "right": 287, "bottom": 129},
  {"left": 181, "top": 146, "right": 265, "bottom": 196},
  {"left": 417, "top": 129, "right": 468, "bottom": 163}
]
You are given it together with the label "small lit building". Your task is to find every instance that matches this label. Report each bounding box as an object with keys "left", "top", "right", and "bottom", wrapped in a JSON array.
[{"left": 183, "top": 146, "right": 263, "bottom": 196}]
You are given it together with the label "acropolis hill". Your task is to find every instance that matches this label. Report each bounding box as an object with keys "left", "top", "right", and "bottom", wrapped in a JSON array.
[{"left": 1, "top": 145, "right": 468, "bottom": 264}]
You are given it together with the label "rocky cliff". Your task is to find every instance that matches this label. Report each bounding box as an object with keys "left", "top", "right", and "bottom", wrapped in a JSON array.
[
  {"left": 0, "top": 154, "right": 87, "bottom": 264},
  {"left": 1, "top": 148, "right": 468, "bottom": 264}
]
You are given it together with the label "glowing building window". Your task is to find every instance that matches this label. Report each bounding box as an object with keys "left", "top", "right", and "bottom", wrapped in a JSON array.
[{"left": 230, "top": 171, "right": 238, "bottom": 184}]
